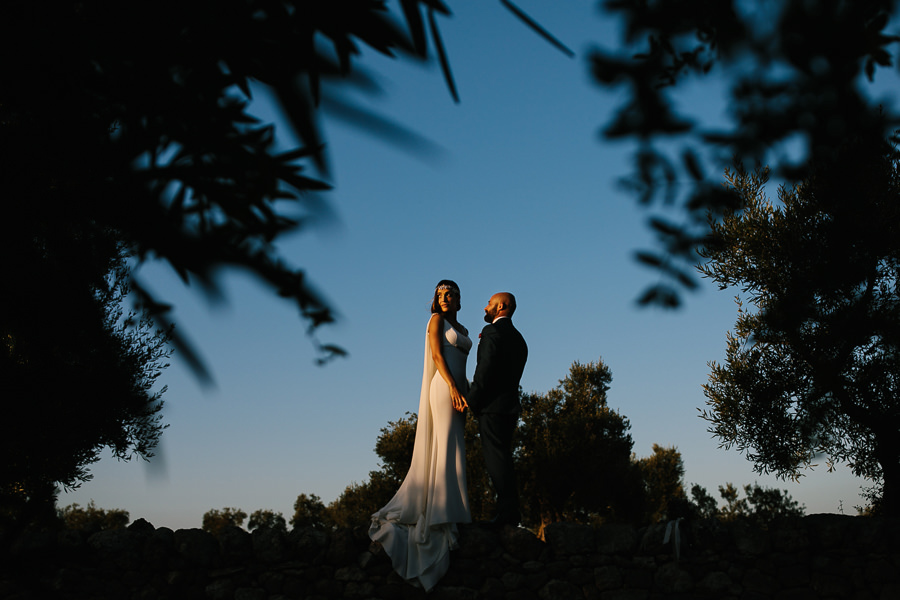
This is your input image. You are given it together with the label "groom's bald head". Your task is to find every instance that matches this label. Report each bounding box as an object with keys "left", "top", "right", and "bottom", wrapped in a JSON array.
[
  {"left": 484, "top": 292, "right": 517, "bottom": 323},
  {"left": 494, "top": 292, "right": 516, "bottom": 317}
]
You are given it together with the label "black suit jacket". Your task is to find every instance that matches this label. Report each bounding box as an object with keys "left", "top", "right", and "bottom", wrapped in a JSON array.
[{"left": 467, "top": 317, "right": 527, "bottom": 416}]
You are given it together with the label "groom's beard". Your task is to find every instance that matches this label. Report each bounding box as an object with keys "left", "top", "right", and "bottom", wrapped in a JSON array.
[{"left": 483, "top": 312, "right": 492, "bottom": 324}]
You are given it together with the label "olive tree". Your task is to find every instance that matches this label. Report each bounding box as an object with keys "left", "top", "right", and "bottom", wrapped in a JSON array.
[{"left": 699, "top": 141, "right": 900, "bottom": 513}]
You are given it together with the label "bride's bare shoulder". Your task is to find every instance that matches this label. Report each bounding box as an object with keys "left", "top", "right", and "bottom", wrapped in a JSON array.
[{"left": 427, "top": 313, "right": 443, "bottom": 331}]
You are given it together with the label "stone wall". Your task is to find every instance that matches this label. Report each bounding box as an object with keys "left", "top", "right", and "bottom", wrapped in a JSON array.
[{"left": 2, "top": 514, "right": 899, "bottom": 599}]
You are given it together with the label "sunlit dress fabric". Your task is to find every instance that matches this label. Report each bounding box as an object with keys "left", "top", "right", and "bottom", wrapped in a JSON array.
[{"left": 369, "top": 317, "right": 472, "bottom": 591}]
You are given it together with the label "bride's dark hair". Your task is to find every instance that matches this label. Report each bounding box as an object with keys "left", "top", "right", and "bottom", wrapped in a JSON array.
[{"left": 431, "top": 279, "right": 461, "bottom": 314}]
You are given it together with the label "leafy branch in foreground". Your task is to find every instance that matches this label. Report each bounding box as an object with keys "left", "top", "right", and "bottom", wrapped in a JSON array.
[{"left": 592, "top": 0, "right": 900, "bottom": 306}]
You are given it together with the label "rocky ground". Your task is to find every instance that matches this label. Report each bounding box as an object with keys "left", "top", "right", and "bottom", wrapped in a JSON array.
[{"left": 2, "top": 514, "right": 899, "bottom": 599}]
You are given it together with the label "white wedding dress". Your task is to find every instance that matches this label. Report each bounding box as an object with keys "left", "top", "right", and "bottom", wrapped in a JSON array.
[{"left": 369, "top": 317, "right": 472, "bottom": 591}]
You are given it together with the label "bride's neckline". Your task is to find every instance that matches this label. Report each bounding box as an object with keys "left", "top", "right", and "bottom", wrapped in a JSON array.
[{"left": 444, "top": 317, "right": 467, "bottom": 336}]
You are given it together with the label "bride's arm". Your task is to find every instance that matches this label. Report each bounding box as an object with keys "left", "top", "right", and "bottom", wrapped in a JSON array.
[{"left": 427, "top": 313, "right": 467, "bottom": 412}]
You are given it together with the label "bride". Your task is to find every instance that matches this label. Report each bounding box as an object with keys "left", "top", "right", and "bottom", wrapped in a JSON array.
[{"left": 369, "top": 280, "right": 472, "bottom": 590}]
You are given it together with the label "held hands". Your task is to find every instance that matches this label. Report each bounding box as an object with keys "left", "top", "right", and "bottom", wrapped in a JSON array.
[{"left": 451, "top": 387, "right": 468, "bottom": 413}]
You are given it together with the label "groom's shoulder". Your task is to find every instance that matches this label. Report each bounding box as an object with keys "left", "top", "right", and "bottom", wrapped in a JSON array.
[
  {"left": 496, "top": 318, "right": 518, "bottom": 332},
  {"left": 485, "top": 319, "right": 518, "bottom": 339},
  {"left": 479, "top": 322, "right": 499, "bottom": 338}
]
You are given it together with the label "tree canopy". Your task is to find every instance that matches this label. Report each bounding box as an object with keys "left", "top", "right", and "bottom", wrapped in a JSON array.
[
  {"left": 202, "top": 507, "right": 248, "bottom": 535},
  {"left": 517, "top": 359, "right": 644, "bottom": 531},
  {"left": 248, "top": 509, "right": 288, "bottom": 532},
  {"left": 1, "top": 243, "right": 171, "bottom": 523},
  {"left": 592, "top": 0, "right": 900, "bottom": 306},
  {"left": 699, "top": 140, "right": 900, "bottom": 514},
  {"left": 637, "top": 444, "right": 688, "bottom": 524},
  {"left": 290, "top": 493, "right": 331, "bottom": 530},
  {"left": 689, "top": 482, "right": 805, "bottom": 526},
  {"left": 58, "top": 500, "right": 130, "bottom": 533}
]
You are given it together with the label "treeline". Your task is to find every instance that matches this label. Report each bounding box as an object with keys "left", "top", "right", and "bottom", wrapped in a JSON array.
[
  {"left": 192, "top": 480, "right": 805, "bottom": 538},
  {"left": 49, "top": 358, "right": 806, "bottom": 537},
  {"left": 200, "top": 358, "right": 805, "bottom": 537}
]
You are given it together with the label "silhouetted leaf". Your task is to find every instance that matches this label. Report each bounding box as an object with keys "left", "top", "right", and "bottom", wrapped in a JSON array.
[
  {"left": 500, "top": 0, "right": 575, "bottom": 58},
  {"left": 634, "top": 287, "right": 656, "bottom": 307},
  {"left": 400, "top": 0, "right": 428, "bottom": 55},
  {"left": 319, "top": 344, "right": 348, "bottom": 358},
  {"left": 635, "top": 250, "right": 664, "bottom": 267},
  {"left": 648, "top": 217, "right": 681, "bottom": 238},
  {"left": 276, "top": 144, "right": 326, "bottom": 162},
  {"left": 427, "top": 6, "right": 459, "bottom": 103},
  {"left": 683, "top": 148, "right": 704, "bottom": 181},
  {"left": 280, "top": 172, "right": 333, "bottom": 193},
  {"left": 637, "top": 284, "right": 680, "bottom": 308}
]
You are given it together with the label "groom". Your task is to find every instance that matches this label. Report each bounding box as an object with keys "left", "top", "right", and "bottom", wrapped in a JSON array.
[{"left": 465, "top": 292, "right": 528, "bottom": 528}]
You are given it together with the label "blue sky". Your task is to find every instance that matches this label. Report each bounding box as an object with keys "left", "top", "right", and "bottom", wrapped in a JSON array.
[{"left": 63, "top": 1, "right": 885, "bottom": 528}]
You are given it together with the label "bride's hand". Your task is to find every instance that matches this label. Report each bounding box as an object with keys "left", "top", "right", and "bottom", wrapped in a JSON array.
[{"left": 451, "top": 389, "right": 468, "bottom": 412}]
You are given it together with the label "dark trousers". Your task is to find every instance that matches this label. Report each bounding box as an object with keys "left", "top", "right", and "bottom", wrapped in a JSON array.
[{"left": 478, "top": 412, "right": 519, "bottom": 521}]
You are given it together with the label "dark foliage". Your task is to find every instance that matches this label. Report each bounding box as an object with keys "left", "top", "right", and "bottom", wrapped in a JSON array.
[
  {"left": 58, "top": 500, "right": 130, "bottom": 533},
  {"left": 291, "top": 493, "right": 330, "bottom": 530},
  {"left": 713, "top": 482, "right": 805, "bottom": 527},
  {"left": 325, "top": 473, "right": 398, "bottom": 530},
  {"left": 248, "top": 509, "right": 288, "bottom": 532},
  {"left": 637, "top": 444, "right": 687, "bottom": 523},
  {"left": 517, "top": 360, "right": 645, "bottom": 532},
  {"left": 463, "top": 410, "right": 495, "bottom": 522},
  {"left": 202, "top": 507, "right": 247, "bottom": 534},
  {"left": 700, "top": 138, "right": 900, "bottom": 513},
  {"left": 592, "top": 0, "right": 900, "bottom": 306},
  {"left": 1, "top": 240, "right": 171, "bottom": 525}
]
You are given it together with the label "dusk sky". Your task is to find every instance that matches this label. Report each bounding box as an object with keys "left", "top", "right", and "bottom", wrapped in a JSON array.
[{"left": 63, "top": 1, "right": 895, "bottom": 528}]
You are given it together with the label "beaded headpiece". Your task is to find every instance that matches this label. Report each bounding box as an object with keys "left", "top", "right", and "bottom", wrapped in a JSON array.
[{"left": 435, "top": 283, "right": 459, "bottom": 294}]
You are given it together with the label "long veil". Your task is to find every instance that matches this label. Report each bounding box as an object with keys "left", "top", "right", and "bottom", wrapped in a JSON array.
[{"left": 373, "top": 336, "right": 436, "bottom": 523}]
